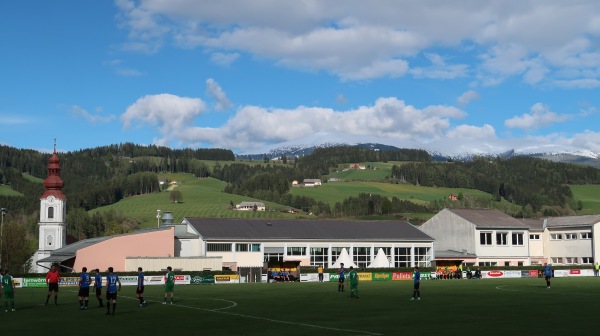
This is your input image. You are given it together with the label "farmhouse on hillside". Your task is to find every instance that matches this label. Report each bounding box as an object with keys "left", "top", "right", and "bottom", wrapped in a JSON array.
[
  {"left": 303, "top": 178, "right": 322, "bottom": 187},
  {"left": 236, "top": 201, "right": 266, "bottom": 211}
]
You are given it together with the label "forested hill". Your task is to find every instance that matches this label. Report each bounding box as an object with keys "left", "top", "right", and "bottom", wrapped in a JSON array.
[
  {"left": 0, "top": 143, "right": 234, "bottom": 213},
  {"left": 391, "top": 156, "right": 600, "bottom": 214}
]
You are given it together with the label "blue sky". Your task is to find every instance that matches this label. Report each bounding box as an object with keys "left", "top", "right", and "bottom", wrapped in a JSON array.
[{"left": 1, "top": 1, "right": 600, "bottom": 156}]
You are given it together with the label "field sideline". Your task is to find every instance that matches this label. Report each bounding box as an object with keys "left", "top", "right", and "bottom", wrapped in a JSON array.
[{"left": 4, "top": 278, "right": 599, "bottom": 335}]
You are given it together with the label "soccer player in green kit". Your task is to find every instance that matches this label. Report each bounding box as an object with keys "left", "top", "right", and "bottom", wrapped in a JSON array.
[
  {"left": 348, "top": 266, "right": 359, "bottom": 299},
  {"left": 163, "top": 266, "right": 175, "bottom": 304},
  {"left": 2, "top": 269, "right": 16, "bottom": 311}
]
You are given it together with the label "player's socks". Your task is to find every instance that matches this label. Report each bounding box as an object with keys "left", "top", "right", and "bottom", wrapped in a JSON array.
[
  {"left": 85, "top": 300, "right": 88, "bottom": 308},
  {"left": 112, "top": 303, "right": 116, "bottom": 314},
  {"left": 79, "top": 299, "right": 83, "bottom": 308},
  {"left": 45, "top": 295, "right": 50, "bottom": 305}
]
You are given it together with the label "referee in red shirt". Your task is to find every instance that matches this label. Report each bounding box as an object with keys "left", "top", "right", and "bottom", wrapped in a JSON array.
[{"left": 45, "top": 264, "right": 61, "bottom": 306}]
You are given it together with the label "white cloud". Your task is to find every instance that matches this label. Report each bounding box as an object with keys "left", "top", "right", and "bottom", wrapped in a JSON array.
[
  {"left": 68, "top": 105, "right": 116, "bottom": 124},
  {"left": 124, "top": 95, "right": 467, "bottom": 151},
  {"left": 336, "top": 94, "right": 347, "bottom": 105},
  {"left": 504, "top": 103, "right": 571, "bottom": 130},
  {"left": 210, "top": 52, "right": 240, "bottom": 66},
  {"left": 205, "top": 78, "right": 232, "bottom": 111},
  {"left": 457, "top": 90, "right": 481, "bottom": 106},
  {"left": 114, "top": 1, "right": 600, "bottom": 84},
  {"left": 447, "top": 124, "right": 496, "bottom": 139},
  {"left": 121, "top": 93, "right": 206, "bottom": 137}
]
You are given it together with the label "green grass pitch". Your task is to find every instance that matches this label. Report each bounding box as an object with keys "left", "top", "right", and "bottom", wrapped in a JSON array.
[{"left": 3, "top": 278, "right": 599, "bottom": 335}]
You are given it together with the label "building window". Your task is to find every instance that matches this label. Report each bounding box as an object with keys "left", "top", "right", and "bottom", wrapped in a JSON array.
[
  {"left": 331, "top": 247, "right": 345, "bottom": 265},
  {"left": 512, "top": 233, "right": 524, "bottom": 246},
  {"left": 550, "top": 234, "right": 562, "bottom": 240},
  {"left": 581, "top": 232, "right": 593, "bottom": 239},
  {"left": 504, "top": 261, "right": 510, "bottom": 267},
  {"left": 518, "top": 261, "right": 524, "bottom": 266},
  {"left": 264, "top": 253, "right": 284, "bottom": 262},
  {"left": 479, "top": 261, "right": 497, "bottom": 266},
  {"left": 496, "top": 232, "right": 508, "bottom": 245},
  {"left": 287, "top": 247, "right": 306, "bottom": 255},
  {"left": 207, "top": 243, "right": 231, "bottom": 252},
  {"left": 529, "top": 234, "right": 540, "bottom": 240},
  {"left": 551, "top": 257, "right": 563, "bottom": 264},
  {"left": 352, "top": 247, "right": 371, "bottom": 268},
  {"left": 565, "top": 257, "right": 577, "bottom": 264},
  {"left": 235, "top": 243, "right": 249, "bottom": 252},
  {"left": 414, "top": 247, "right": 431, "bottom": 267},
  {"left": 310, "top": 247, "right": 328, "bottom": 267},
  {"left": 581, "top": 257, "right": 593, "bottom": 264},
  {"left": 394, "top": 247, "right": 411, "bottom": 267},
  {"left": 564, "top": 233, "right": 577, "bottom": 240},
  {"left": 48, "top": 207, "right": 54, "bottom": 219},
  {"left": 480, "top": 232, "right": 492, "bottom": 245}
]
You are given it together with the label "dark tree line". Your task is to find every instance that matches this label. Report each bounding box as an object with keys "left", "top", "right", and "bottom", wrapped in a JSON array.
[
  {"left": 391, "top": 156, "right": 599, "bottom": 212},
  {"left": 297, "top": 146, "right": 431, "bottom": 177}
]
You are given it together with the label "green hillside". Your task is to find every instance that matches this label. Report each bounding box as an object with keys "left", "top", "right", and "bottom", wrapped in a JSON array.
[
  {"left": 0, "top": 184, "right": 23, "bottom": 196},
  {"left": 289, "top": 180, "right": 495, "bottom": 205},
  {"left": 90, "top": 174, "right": 300, "bottom": 229},
  {"left": 571, "top": 184, "right": 600, "bottom": 215}
]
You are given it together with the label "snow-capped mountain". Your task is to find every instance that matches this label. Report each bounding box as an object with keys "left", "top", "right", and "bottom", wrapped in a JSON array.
[{"left": 235, "top": 132, "right": 600, "bottom": 167}]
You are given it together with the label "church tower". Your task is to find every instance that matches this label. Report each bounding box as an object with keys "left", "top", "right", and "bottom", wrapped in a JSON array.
[{"left": 33, "top": 143, "right": 67, "bottom": 272}]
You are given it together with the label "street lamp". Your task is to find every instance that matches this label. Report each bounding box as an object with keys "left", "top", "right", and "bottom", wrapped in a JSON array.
[
  {"left": 156, "top": 209, "right": 161, "bottom": 227},
  {"left": 0, "top": 207, "right": 7, "bottom": 268}
]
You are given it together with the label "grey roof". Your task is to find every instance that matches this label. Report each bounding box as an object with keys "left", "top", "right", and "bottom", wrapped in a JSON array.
[
  {"left": 184, "top": 218, "right": 434, "bottom": 242},
  {"left": 435, "top": 250, "right": 478, "bottom": 259},
  {"left": 447, "top": 208, "right": 528, "bottom": 229},
  {"left": 519, "top": 218, "right": 545, "bottom": 231},
  {"left": 545, "top": 215, "right": 600, "bottom": 228}
]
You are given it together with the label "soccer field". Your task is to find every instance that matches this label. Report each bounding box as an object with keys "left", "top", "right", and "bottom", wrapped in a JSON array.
[{"left": 4, "top": 278, "right": 599, "bottom": 335}]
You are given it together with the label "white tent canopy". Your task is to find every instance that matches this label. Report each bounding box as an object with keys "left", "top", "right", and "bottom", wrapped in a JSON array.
[
  {"left": 368, "top": 248, "right": 392, "bottom": 268},
  {"left": 331, "top": 248, "right": 357, "bottom": 268}
]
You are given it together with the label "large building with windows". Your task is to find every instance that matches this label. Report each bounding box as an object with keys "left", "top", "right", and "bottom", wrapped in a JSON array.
[
  {"left": 420, "top": 208, "right": 600, "bottom": 267},
  {"left": 178, "top": 218, "right": 435, "bottom": 269}
]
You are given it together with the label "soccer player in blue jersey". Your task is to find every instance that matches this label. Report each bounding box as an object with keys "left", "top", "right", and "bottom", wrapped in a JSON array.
[
  {"left": 105, "top": 267, "right": 121, "bottom": 315},
  {"left": 337, "top": 263, "right": 346, "bottom": 292},
  {"left": 94, "top": 269, "right": 103, "bottom": 307},
  {"left": 543, "top": 263, "right": 553, "bottom": 289},
  {"left": 136, "top": 267, "right": 146, "bottom": 307},
  {"left": 78, "top": 267, "right": 91, "bottom": 310},
  {"left": 410, "top": 266, "right": 421, "bottom": 300}
]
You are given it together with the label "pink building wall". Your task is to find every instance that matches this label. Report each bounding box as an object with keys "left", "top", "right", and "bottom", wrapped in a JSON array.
[{"left": 73, "top": 227, "right": 174, "bottom": 272}]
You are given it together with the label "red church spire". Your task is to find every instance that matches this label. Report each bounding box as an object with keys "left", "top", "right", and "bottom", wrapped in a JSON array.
[{"left": 41, "top": 141, "right": 65, "bottom": 199}]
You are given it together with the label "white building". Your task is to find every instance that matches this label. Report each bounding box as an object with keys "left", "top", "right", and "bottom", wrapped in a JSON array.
[
  {"left": 176, "top": 218, "right": 434, "bottom": 270},
  {"left": 538, "top": 215, "right": 600, "bottom": 265},
  {"left": 421, "top": 208, "right": 600, "bottom": 267},
  {"left": 303, "top": 179, "right": 322, "bottom": 187},
  {"left": 31, "top": 147, "right": 67, "bottom": 273},
  {"left": 420, "top": 208, "right": 531, "bottom": 267},
  {"left": 236, "top": 202, "right": 266, "bottom": 211}
]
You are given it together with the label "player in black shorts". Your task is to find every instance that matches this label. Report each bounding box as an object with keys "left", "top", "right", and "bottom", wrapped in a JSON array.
[{"left": 136, "top": 267, "right": 146, "bottom": 307}]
